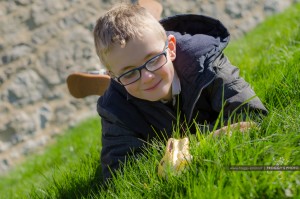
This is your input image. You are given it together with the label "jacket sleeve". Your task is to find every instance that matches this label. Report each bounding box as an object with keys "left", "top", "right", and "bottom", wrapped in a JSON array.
[
  {"left": 208, "top": 54, "right": 268, "bottom": 126},
  {"left": 100, "top": 118, "right": 145, "bottom": 182}
]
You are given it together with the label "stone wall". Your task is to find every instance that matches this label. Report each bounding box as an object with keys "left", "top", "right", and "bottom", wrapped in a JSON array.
[{"left": 0, "top": 0, "right": 297, "bottom": 173}]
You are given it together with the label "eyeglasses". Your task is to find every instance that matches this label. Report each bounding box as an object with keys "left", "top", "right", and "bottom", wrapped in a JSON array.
[{"left": 113, "top": 40, "right": 169, "bottom": 86}]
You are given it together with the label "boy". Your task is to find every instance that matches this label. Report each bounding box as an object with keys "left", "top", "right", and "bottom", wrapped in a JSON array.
[{"left": 93, "top": 3, "right": 267, "bottom": 181}]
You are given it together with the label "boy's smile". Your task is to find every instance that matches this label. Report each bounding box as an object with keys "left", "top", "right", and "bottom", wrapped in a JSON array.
[
  {"left": 144, "top": 79, "right": 162, "bottom": 91},
  {"left": 106, "top": 29, "right": 177, "bottom": 101}
]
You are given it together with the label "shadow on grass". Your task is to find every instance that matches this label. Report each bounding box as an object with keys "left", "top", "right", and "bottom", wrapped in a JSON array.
[
  {"left": 30, "top": 164, "right": 104, "bottom": 199},
  {"left": 57, "top": 164, "right": 104, "bottom": 199}
]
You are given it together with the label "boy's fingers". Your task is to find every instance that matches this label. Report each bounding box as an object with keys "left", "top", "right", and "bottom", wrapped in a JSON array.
[
  {"left": 238, "top": 121, "right": 257, "bottom": 132},
  {"left": 212, "top": 122, "right": 256, "bottom": 137},
  {"left": 66, "top": 72, "right": 110, "bottom": 98}
]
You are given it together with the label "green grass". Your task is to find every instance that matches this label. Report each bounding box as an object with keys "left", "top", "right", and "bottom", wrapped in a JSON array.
[
  {"left": 1, "top": 3, "right": 300, "bottom": 198},
  {"left": 0, "top": 117, "right": 102, "bottom": 198}
]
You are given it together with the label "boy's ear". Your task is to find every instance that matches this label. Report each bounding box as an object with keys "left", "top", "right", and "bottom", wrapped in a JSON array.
[{"left": 168, "top": 35, "right": 176, "bottom": 61}]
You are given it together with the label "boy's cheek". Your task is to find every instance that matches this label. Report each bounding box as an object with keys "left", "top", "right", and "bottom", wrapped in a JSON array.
[
  {"left": 124, "top": 84, "right": 143, "bottom": 99},
  {"left": 124, "top": 85, "right": 135, "bottom": 95}
]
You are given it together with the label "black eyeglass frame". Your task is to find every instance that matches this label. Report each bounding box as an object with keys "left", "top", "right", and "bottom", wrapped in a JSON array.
[{"left": 113, "top": 40, "right": 169, "bottom": 86}]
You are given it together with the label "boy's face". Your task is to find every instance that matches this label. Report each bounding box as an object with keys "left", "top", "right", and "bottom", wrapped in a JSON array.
[{"left": 106, "top": 29, "right": 176, "bottom": 101}]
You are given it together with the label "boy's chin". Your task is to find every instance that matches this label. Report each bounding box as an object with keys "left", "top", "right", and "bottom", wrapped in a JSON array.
[
  {"left": 128, "top": 84, "right": 172, "bottom": 102},
  {"left": 141, "top": 92, "right": 171, "bottom": 102}
]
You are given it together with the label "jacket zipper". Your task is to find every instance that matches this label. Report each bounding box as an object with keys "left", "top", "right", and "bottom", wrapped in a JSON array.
[
  {"left": 166, "top": 109, "right": 177, "bottom": 120},
  {"left": 187, "top": 76, "right": 215, "bottom": 123}
]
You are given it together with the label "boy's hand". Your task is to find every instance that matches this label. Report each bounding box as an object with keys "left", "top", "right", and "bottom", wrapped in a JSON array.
[{"left": 212, "top": 122, "right": 256, "bottom": 137}]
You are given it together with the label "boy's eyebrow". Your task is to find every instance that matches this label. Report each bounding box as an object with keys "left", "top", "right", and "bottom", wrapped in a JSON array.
[{"left": 119, "top": 65, "right": 136, "bottom": 74}]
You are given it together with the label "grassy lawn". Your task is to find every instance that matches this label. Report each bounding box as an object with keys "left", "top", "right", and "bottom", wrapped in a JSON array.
[
  {"left": 0, "top": 117, "right": 102, "bottom": 198},
  {"left": 1, "top": 3, "right": 300, "bottom": 199}
]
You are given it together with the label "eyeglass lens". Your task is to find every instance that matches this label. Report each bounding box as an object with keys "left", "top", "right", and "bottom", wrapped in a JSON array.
[{"left": 119, "top": 53, "right": 167, "bottom": 85}]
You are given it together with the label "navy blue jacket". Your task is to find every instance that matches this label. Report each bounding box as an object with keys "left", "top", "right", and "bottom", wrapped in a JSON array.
[{"left": 97, "top": 14, "right": 268, "bottom": 181}]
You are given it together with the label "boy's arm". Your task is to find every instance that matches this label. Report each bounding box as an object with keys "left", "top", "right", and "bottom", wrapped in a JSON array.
[
  {"left": 208, "top": 54, "right": 268, "bottom": 130},
  {"left": 100, "top": 118, "right": 145, "bottom": 181}
]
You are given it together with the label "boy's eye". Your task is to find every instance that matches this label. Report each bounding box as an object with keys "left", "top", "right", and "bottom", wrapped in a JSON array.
[
  {"left": 122, "top": 70, "right": 139, "bottom": 79},
  {"left": 147, "top": 56, "right": 160, "bottom": 66}
]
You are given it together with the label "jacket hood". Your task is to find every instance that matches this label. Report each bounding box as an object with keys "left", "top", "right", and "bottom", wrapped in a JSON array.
[
  {"left": 160, "top": 14, "right": 230, "bottom": 41},
  {"left": 160, "top": 14, "right": 230, "bottom": 77},
  {"left": 160, "top": 14, "right": 230, "bottom": 122},
  {"left": 160, "top": 14, "right": 230, "bottom": 75}
]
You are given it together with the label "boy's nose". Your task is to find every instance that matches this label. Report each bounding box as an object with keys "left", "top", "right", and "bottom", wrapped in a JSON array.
[{"left": 140, "top": 68, "right": 155, "bottom": 83}]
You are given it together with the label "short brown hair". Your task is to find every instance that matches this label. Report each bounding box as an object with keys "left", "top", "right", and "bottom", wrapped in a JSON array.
[{"left": 93, "top": 3, "right": 167, "bottom": 68}]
